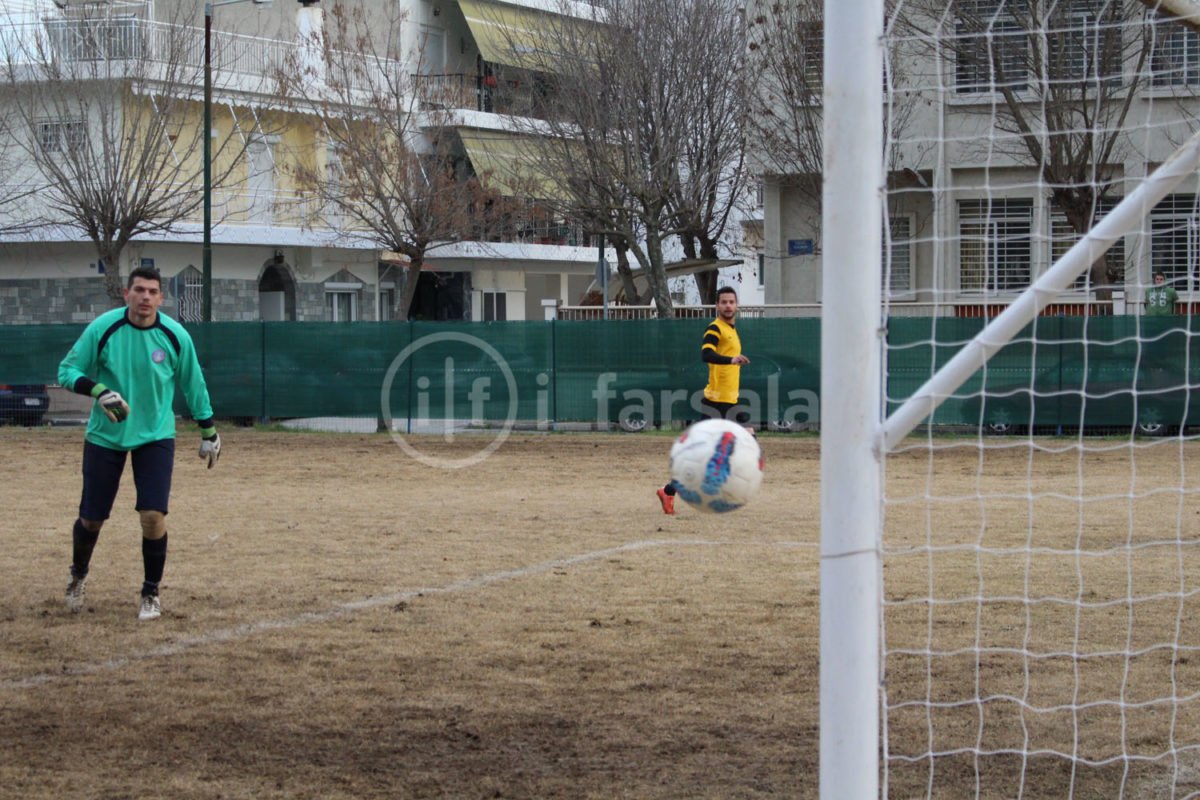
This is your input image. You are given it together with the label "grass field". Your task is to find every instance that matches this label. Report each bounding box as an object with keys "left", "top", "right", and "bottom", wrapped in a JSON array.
[{"left": 1, "top": 427, "right": 1197, "bottom": 798}]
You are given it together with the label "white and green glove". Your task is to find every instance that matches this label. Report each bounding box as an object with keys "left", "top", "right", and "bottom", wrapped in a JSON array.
[
  {"left": 91, "top": 384, "right": 130, "bottom": 423},
  {"left": 199, "top": 430, "right": 221, "bottom": 469}
]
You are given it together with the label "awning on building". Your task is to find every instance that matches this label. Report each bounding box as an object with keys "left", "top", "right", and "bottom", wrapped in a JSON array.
[
  {"left": 458, "top": 0, "right": 580, "bottom": 72},
  {"left": 457, "top": 128, "right": 563, "bottom": 200}
]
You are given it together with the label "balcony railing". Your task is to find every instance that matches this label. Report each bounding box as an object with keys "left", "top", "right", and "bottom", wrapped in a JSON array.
[
  {"left": 554, "top": 298, "right": 1126, "bottom": 321},
  {"left": 0, "top": 18, "right": 378, "bottom": 93},
  {"left": 412, "top": 70, "right": 561, "bottom": 120},
  {"left": 555, "top": 304, "right": 822, "bottom": 320},
  {"left": 467, "top": 214, "right": 591, "bottom": 247}
]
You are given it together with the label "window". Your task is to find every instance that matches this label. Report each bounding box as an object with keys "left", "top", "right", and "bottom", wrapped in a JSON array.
[
  {"left": 418, "top": 24, "right": 445, "bottom": 74},
  {"left": 955, "top": 2, "right": 1028, "bottom": 94},
  {"left": 323, "top": 144, "right": 344, "bottom": 228},
  {"left": 886, "top": 216, "right": 913, "bottom": 295},
  {"left": 799, "top": 22, "right": 823, "bottom": 94},
  {"left": 482, "top": 291, "right": 506, "bottom": 321},
  {"left": 1151, "top": 22, "right": 1200, "bottom": 87},
  {"left": 955, "top": 1, "right": 1121, "bottom": 93},
  {"left": 1150, "top": 194, "right": 1200, "bottom": 293},
  {"left": 1047, "top": 1, "right": 1122, "bottom": 86},
  {"left": 325, "top": 289, "right": 359, "bottom": 321},
  {"left": 37, "top": 120, "right": 85, "bottom": 154},
  {"left": 959, "top": 198, "right": 1033, "bottom": 292},
  {"left": 1050, "top": 199, "right": 1124, "bottom": 290},
  {"left": 171, "top": 266, "right": 203, "bottom": 323},
  {"left": 245, "top": 139, "right": 277, "bottom": 223},
  {"left": 757, "top": 253, "right": 765, "bottom": 288},
  {"left": 378, "top": 285, "right": 396, "bottom": 321}
]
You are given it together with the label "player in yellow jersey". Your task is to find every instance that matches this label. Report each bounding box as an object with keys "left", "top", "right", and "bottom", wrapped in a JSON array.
[{"left": 658, "top": 287, "right": 750, "bottom": 515}]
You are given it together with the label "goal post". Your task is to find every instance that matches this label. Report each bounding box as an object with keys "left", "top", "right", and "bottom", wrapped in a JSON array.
[
  {"left": 820, "top": 0, "right": 884, "bottom": 797},
  {"left": 820, "top": 0, "right": 1200, "bottom": 797}
]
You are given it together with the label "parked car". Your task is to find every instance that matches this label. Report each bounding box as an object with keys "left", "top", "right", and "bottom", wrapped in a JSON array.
[
  {"left": 961, "top": 353, "right": 1193, "bottom": 436},
  {"left": 0, "top": 383, "right": 49, "bottom": 426}
]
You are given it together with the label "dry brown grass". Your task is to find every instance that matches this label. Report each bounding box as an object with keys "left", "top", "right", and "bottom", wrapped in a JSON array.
[{"left": 0, "top": 427, "right": 1197, "bottom": 798}]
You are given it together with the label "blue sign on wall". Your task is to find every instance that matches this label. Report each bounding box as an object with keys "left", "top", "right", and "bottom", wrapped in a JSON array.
[
  {"left": 788, "top": 239, "right": 814, "bottom": 256},
  {"left": 141, "top": 258, "right": 155, "bottom": 269}
]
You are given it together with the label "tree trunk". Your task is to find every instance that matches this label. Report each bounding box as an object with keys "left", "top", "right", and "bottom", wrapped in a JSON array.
[
  {"left": 98, "top": 243, "right": 124, "bottom": 305},
  {"left": 644, "top": 230, "right": 674, "bottom": 318},
  {"left": 694, "top": 235, "right": 721, "bottom": 305},
  {"left": 394, "top": 256, "right": 424, "bottom": 320},
  {"left": 1091, "top": 253, "right": 1113, "bottom": 308},
  {"left": 694, "top": 270, "right": 718, "bottom": 305},
  {"left": 1058, "top": 195, "right": 1115, "bottom": 308},
  {"left": 614, "top": 244, "right": 641, "bottom": 304}
]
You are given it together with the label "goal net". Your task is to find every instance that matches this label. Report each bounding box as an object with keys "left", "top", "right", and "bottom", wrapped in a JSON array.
[{"left": 820, "top": 0, "right": 1200, "bottom": 796}]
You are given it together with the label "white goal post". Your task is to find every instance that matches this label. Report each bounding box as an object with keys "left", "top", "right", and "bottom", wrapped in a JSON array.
[
  {"left": 820, "top": 0, "right": 883, "bottom": 796},
  {"left": 821, "top": 1, "right": 1200, "bottom": 797}
]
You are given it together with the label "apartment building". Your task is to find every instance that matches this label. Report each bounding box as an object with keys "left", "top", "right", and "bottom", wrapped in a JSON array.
[
  {"left": 0, "top": 0, "right": 607, "bottom": 323},
  {"left": 755, "top": 1, "right": 1200, "bottom": 316}
]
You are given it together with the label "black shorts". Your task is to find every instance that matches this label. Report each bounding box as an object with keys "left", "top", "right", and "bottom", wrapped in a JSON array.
[
  {"left": 700, "top": 398, "right": 750, "bottom": 425},
  {"left": 79, "top": 438, "right": 175, "bottom": 520}
]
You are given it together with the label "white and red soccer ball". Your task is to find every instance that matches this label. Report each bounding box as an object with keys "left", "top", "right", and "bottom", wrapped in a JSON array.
[{"left": 669, "top": 418, "right": 763, "bottom": 512}]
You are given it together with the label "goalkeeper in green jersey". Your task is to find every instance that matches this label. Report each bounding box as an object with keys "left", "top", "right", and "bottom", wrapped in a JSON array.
[{"left": 57, "top": 266, "right": 220, "bottom": 620}]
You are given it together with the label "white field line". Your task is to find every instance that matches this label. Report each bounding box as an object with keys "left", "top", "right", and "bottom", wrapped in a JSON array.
[{"left": 2, "top": 538, "right": 813, "bottom": 692}]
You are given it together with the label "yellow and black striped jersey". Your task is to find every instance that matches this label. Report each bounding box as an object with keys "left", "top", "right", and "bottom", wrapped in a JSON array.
[{"left": 701, "top": 317, "right": 742, "bottom": 404}]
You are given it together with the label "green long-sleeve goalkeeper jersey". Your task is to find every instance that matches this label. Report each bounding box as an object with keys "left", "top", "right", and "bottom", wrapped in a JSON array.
[{"left": 58, "top": 308, "right": 214, "bottom": 451}]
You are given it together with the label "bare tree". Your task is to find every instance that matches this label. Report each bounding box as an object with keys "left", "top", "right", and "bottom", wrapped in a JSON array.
[
  {"left": 744, "top": 0, "right": 825, "bottom": 210},
  {"left": 745, "top": 1, "right": 923, "bottom": 251},
  {"left": 899, "top": 0, "right": 1164, "bottom": 299},
  {"left": 0, "top": 0, "right": 272, "bottom": 303},
  {"left": 493, "top": 0, "right": 748, "bottom": 317},
  {"left": 275, "top": 3, "right": 497, "bottom": 320},
  {"left": 670, "top": 0, "right": 749, "bottom": 305}
]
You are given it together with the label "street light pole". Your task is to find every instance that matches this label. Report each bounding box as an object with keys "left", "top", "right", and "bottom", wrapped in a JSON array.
[
  {"left": 203, "top": 3, "right": 213, "bottom": 321},
  {"left": 202, "top": 0, "right": 272, "bottom": 322}
]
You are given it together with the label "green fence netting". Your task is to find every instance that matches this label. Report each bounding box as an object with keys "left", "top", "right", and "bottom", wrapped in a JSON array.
[{"left": 3, "top": 316, "right": 1198, "bottom": 429}]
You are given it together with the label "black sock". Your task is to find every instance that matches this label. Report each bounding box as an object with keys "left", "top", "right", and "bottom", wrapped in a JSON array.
[
  {"left": 141, "top": 533, "right": 167, "bottom": 597},
  {"left": 663, "top": 483, "right": 676, "bottom": 496},
  {"left": 71, "top": 519, "right": 99, "bottom": 578}
]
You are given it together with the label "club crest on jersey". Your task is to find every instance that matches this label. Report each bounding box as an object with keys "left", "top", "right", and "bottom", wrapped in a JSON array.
[{"left": 151, "top": 348, "right": 167, "bottom": 364}]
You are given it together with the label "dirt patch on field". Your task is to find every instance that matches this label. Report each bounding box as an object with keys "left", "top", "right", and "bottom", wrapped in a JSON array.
[{"left": 0, "top": 428, "right": 1196, "bottom": 798}]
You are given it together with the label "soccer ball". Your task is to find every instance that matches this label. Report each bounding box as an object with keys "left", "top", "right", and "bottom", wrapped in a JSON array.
[{"left": 669, "top": 419, "right": 763, "bottom": 513}]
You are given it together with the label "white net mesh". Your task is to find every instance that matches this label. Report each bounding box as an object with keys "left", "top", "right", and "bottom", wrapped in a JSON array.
[{"left": 876, "top": 2, "right": 1200, "bottom": 796}]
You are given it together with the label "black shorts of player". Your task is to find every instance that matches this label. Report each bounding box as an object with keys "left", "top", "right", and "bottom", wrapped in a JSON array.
[
  {"left": 79, "top": 438, "right": 175, "bottom": 520},
  {"left": 700, "top": 397, "right": 750, "bottom": 425}
]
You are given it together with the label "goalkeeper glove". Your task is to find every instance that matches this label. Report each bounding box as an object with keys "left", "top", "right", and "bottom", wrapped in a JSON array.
[
  {"left": 92, "top": 385, "right": 129, "bottom": 423},
  {"left": 199, "top": 430, "right": 221, "bottom": 469}
]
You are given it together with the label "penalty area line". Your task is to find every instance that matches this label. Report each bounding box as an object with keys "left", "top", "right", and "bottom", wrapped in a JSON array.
[{"left": 2, "top": 538, "right": 811, "bottom": 692}]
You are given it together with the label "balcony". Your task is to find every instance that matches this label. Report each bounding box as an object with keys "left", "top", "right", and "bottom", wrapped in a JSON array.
[
  {"left": 0, "top": 17, "right": 377, "bottom": 94},
  {"left": 413, "top": 69, "right": 562, "bottom": 120}
]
